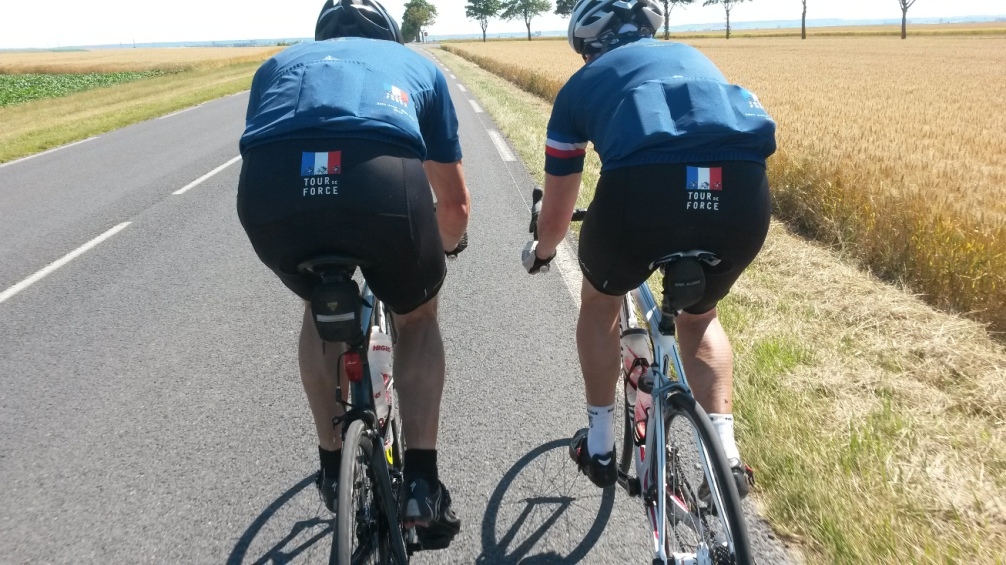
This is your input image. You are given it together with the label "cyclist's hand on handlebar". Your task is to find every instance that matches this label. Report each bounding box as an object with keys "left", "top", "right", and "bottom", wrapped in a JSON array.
[
  {"left": 446, "top": 232, "right": 468, "bottom": 259},
  {"left": 521, "top": 241, "right": 555, "bottom": 274}
]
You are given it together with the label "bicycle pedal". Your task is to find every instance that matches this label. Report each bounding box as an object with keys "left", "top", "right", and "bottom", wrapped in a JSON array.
[
  {"left": 630, "top": 478, "right": 641, "bottom": 497},
  {"left": 411, "top": 528, "right": 457, "bottom": 552},
  {"left": 620, "top": 475, "right": 642, "bottom": 497}
]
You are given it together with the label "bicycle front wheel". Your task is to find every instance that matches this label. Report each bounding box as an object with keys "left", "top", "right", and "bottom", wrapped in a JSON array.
[
  {"left": 661, "top": 394, "right": 752, "bottom": 565},
  {"left": 335, "top": 419, "right": 387, "bottom": 565}
]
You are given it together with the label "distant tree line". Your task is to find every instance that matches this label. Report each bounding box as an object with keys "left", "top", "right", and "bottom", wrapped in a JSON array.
[
  {"left": 402, "top": 0, "right": 438, "bottom": 43},
  {"left": 446, "top": 0, "right": 925, "bottom": 43}
]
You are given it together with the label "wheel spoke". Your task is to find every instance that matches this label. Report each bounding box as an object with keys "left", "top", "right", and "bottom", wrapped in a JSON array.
[{"left": 661, "top": 401, "right": 750, "bottom": 564}]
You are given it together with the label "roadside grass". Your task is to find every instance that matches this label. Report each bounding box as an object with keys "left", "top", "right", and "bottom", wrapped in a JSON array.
[
  {"left": 431, "top": 46, "right": 1006, "bottom": 563},
  {"left": 0, "top": 61, "right": 262, "bottom": 164}
]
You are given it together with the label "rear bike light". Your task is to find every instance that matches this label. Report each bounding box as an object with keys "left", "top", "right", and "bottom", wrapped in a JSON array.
[{"left": 344, "top": 352, "right": 364, "bottom": 382}]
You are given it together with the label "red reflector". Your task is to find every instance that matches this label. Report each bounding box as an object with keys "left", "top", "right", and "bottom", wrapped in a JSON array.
[{"left": 344, "top": 353, "right": 363, "bottom": 382}]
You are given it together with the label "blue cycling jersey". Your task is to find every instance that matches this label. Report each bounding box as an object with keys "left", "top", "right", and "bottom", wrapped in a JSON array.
[
  {"left": 240, "top": 38, "right": 462, "bottom": 163},
  {"left": 545, "top": 39, "right": 776, "bottom": 176}
]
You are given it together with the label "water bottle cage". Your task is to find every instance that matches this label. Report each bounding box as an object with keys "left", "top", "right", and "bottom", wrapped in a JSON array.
[{"left": 627, "top": 357, "right": 650, "bottom": 380}]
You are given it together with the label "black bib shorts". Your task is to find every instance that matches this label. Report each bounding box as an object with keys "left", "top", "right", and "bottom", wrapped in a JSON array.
[
  {"left": 577, "top": 161, "right": 771, "bottom": 314},
  {"left": 237, "top": 138, "right": 446, "bottom": 315}
]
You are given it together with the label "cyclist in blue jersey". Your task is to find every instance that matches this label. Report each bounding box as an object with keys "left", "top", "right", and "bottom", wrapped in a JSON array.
[
  {"left": 522, "top": 0, "right": 776, "bottom": 496},
  {"left": 237, "top": 0, "right": 469, "bottom": 545}
]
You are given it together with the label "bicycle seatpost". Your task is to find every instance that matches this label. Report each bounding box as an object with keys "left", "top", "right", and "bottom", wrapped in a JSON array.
[{"left": 658, "top": 258, "right": 707, "bottom": 336}]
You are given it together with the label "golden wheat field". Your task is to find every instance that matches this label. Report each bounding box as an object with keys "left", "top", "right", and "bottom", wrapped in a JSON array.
[
  {"left": 444, "top": 36, "right": 1006, "bottom": 333},
  {"left": 0, "top": 46, "right": 282, "bottom": 74}
]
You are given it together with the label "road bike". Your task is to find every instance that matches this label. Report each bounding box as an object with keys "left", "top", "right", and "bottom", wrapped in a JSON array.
[
  {"left": 529, "top": 188, "right": 753, "bottom": 565},
  {"left": 298, "top": 254, "right": 410, "bottom": 565}
]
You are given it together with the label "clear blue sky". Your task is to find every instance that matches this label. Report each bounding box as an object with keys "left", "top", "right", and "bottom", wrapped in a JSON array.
[{"left": 1, "top": 0, "right": 1002, "bottom": 49}]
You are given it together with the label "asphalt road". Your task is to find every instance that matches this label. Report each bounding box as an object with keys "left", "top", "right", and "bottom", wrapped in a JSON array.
[{"left": 0, "top": 47, "right": 794, "bottom": 564}]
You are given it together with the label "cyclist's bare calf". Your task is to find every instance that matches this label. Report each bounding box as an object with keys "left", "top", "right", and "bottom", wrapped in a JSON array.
[
  {"left": 299, "top": 301, "right": 349, "bottom": 451},
  {"left": 675, "top": 308, "right": 734, "bottom": 414},
  {"left": 391, "top": 296, "right": 445, "bottom": 450},
  {"left": 576, "top": 280, "right": 623, "bottom": 407}
]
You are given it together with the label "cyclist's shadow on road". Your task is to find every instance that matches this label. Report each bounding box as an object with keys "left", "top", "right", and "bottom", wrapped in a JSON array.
[
  {"left": 227, "top": 438, "right": 613, "bottom": 564},
  {"left": 227, "top": 474, "right": 334, "bottom": 565},
  {"left": 476, "top": 438, "right": 615, "bottom": 564}
]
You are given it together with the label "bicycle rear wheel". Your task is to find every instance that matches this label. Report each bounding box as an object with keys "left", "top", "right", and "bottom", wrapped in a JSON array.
[
  {"left": 617, "top": 372, "right": 634, "bottom": 475},
  {"left": 334, "top": 419, "right": 383, "bottom": 565},
  {"left": 661, "top": 394, "right": 752, "bottom": 565}
]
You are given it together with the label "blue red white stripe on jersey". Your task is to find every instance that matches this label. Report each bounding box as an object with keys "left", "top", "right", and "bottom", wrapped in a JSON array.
[
  {"left": 545, "top": 138, "right": 588, "bottom": 159},
  {"left": 301, "top": 151, "right": 342, "bottom": 176},
  {"left": 686, "top": 167, "right": 722, "bottom": 191}
]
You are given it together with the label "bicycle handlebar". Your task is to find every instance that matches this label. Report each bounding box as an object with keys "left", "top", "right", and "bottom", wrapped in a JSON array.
[{"left": 529, "top": 187, "right": 586, "bottom": 240}]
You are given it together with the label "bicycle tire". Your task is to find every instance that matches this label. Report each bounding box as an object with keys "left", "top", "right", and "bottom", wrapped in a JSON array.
[
  {"left": 662, "top": 393, "right": 752, "bottom": 565},
  {"left": 335, "top": 419, "right": 382, "bottom": 565},
  {"left": 618, "top": 373, "right": 634, "bottom": 475},
  {"left": 369, "top": 430, "right": 409, "bottom": 563},
  {"left": 617, "top": 295, "right": 640, "bottom": 475}
]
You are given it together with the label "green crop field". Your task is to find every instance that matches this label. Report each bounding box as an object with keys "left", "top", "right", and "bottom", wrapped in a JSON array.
[{"left": 0, "top": 71, "right": 164, "bottom": 107}]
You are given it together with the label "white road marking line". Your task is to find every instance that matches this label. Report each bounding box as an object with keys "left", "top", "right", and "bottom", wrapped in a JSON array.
[
  {"left": 457, "top": 84, "right": 468, "bottom": 93},
  {"left": 0, "top": 222, "right": 131, "bottom": 306},
  {"left": 0, "top": 138, "right": 94, "bottom": 169},
  {"left": 469, "top": 99, "right": 484, "bottom": 113},
  {"left": 487, "top": 131, "right": 516, "bottom": 162},
  {"left": 157, "top": 104, "right": 203, "bottom": 120},
  {"left": 173, "top": 156, "right": 241, "bottom": 195}
]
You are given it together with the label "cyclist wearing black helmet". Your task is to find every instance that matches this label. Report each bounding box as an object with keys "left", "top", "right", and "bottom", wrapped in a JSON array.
[
  {"left": 237, "top": 0, "right": 468, "bottom": 544},
  {"left": 522, "top": 0, "right": 776, "bottom": 496}
]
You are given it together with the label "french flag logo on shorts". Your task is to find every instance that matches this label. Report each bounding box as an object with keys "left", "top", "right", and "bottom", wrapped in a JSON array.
[
  {"left": 686, "top": 167, "right": 722, "bottom": 191},
  {"left": 301, "top": 151, "right": 342, "bottom": 176}
]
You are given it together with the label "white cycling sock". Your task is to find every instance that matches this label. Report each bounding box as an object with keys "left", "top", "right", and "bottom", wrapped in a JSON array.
[
  {"left": 709, "top": 413, "right": 741, "bottom": 463},
  {"left": 586, "top": 403, "right": 615, "bottom": 457}
]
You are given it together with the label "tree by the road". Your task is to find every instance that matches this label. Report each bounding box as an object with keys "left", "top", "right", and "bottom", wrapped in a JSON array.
[
  {"left": 402, "top": 0, "right": 437, "bottom": 42},
  {"left": 899, "top": 0, "right": 917, "bottom": 39},
  {"left": 501, "top": 0, "right": 553, "bottom": 40},
  {"left": 467, "top": 0, "right": 502, "bottom": 42},
  {"left": 554, "top": 0, "right": 575, "bottom": 17},
  {"left": 662, "top": 0, "right": 696, "bottom": 40},
  {"left": 702, "top": 0, "right": 749, "bottom": 39},
  {"left": 801, "top": 0, "right": 807, "bottom": 39}
]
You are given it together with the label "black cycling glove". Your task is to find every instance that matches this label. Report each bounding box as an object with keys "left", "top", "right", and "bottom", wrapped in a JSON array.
[
  {"left": 521, "top": 241, "right": 555, "bottom": 274},
  {"left": 446, "top": 232, "right": 468, "bottom": 259}
]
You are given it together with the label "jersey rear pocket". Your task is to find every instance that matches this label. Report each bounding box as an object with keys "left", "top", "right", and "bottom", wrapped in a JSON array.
[{"left": 295, "top": 60, "right": 366, "bottom": 118}]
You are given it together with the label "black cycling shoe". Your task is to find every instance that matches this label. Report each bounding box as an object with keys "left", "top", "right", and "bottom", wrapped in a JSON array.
[
  {"left": 402, "top": 478, "right": 461, "bottom": 550},
  {"left": 569, "top": 428, "right": 617, "bottom": 488},
  {"left": 315, "top": 469, "right": 338, "bottom": 513},
  {"left": 732, "top": 459, "right": 755, "bottom": 499},
  {"left": 699, "top": 458, "right": 754, "bottom": 509}
]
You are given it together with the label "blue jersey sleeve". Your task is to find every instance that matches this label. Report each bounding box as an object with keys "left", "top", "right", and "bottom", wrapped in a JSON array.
[
  {"left": 544, "top": 86, "right": 588, "bottom": 176},
  {"left": 419, "top": 69, "right": 463, "bottom": 163},
  {"left": 241, "top": 57, "right": 278, "bottom": 155}
]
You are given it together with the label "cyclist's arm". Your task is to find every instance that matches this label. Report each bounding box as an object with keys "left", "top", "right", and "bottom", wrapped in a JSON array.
[
  {"left": 535, "top": 172, "right": 581, "bottom": 259},
  {"left": 424, "top": 160, "right": 470, "bottom": 252}
]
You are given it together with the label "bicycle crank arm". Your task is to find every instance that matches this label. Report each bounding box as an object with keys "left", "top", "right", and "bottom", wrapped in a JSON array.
[{"left": 616, "top": 471, "right": 641, "bottom": 497}]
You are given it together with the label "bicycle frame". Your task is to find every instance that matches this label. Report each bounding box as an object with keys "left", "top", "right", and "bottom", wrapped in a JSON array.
[
  {"left": 622, "top": 283, "right": 739, "bottom": 564},
  {"left": 342, "top": 280, "right": 397, "bottom": 462}
]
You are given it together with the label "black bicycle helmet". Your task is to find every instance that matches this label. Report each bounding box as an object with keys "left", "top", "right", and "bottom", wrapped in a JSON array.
[
  {"left": 315, "top": 0, "right": 404, "bottom": 44},
  {"left": 568, "top": 0, "right": 663, "bottom": 56}
]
